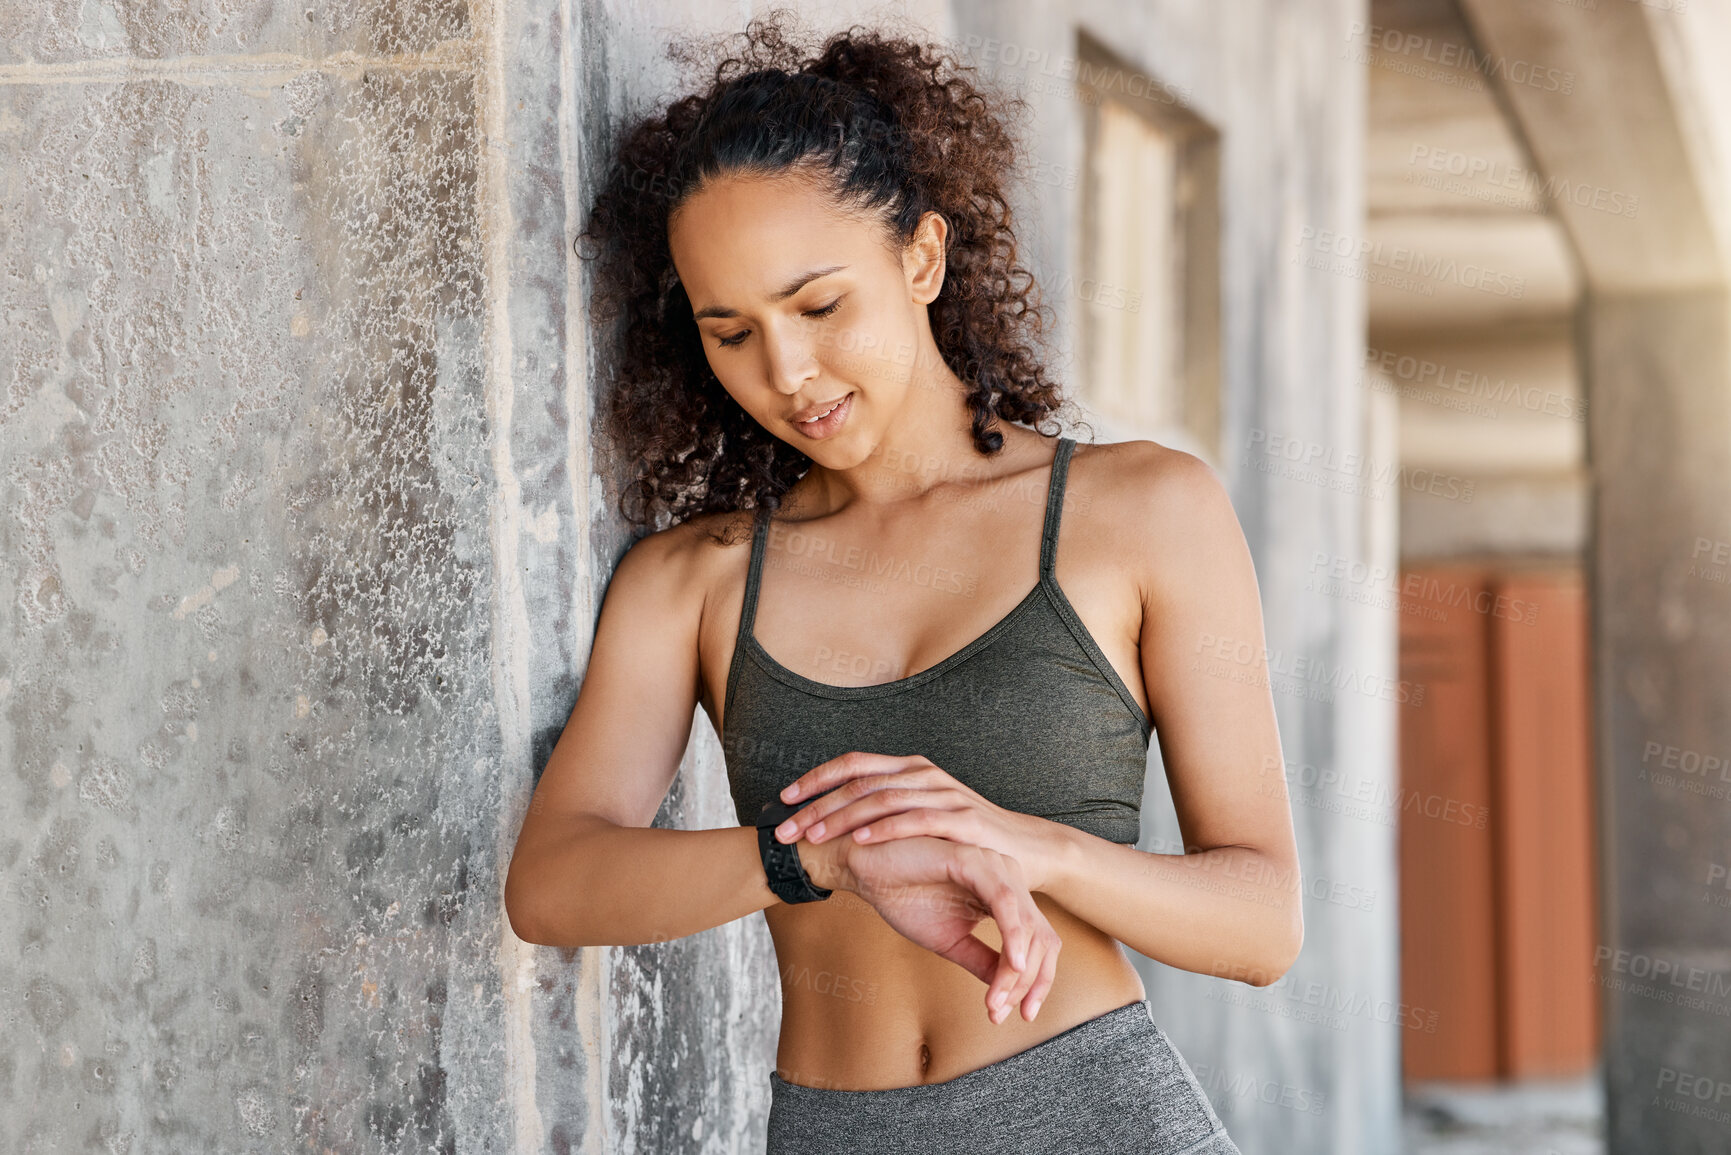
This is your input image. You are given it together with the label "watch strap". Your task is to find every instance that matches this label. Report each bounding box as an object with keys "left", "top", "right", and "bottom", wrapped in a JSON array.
[{"left": 756, "top": 794, "right": 833, "bottom": 903}]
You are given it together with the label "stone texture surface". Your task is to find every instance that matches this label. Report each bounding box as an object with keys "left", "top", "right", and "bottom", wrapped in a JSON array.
[
  {"left": 0, "top": 0, "right": 471, "bottom": 64},
  {"left": 1, "top": 60, "right": 506, "bottom": 1153}
]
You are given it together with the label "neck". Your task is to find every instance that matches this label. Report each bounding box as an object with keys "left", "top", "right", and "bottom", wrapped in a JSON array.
[{"left": 788, "top": 351, "right": 1048, "bottom": 518}]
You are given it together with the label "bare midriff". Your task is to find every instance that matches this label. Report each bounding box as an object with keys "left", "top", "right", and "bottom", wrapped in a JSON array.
[{"left": 766, "top": 884, "right": 1148, "bottom": 1091}]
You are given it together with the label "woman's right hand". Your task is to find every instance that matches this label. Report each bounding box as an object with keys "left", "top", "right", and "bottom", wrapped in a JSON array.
[{"left": 804, "top": 833, "right": 1060, "bottom": 1024}]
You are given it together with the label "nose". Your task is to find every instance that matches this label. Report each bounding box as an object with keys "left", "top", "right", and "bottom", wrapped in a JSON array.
[{"left": 762, "top": 321, "right": 819, "bottom": 396}]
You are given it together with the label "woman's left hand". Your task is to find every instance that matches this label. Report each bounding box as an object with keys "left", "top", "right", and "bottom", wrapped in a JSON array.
[{"left": 771, "top": 751, "right": 1070, "bottom": 894}]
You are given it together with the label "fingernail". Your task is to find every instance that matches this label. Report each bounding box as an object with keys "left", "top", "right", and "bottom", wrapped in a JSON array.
[{"left": 775, "top": 820, "right": 796, "bottom": 840}]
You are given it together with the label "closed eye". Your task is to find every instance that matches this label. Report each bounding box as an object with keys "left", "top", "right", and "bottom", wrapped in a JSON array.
[{"left": 713, "top": 297, "right": 845, "bottom": 349}]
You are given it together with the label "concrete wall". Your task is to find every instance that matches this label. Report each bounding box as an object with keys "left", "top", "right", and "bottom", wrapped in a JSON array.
[
  {"left": 0, "top": 0, "right": 604, "bottom": 1147},
  {"left": 0, "top": 1, "right": 1386, "bottom": 1151}
]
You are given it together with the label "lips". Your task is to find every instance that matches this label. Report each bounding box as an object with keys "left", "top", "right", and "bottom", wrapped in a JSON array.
[
  {"left": 789, "top": 391, "right": 853, "bottom": 439},
  {"left": 791, "top": 395, "right": 848, "bottom": 423}
]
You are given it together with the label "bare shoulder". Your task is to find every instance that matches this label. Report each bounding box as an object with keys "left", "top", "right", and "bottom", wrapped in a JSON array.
[
  {"left": 1068, "top": 437, "right": 1232, "bottom": 527},
  {"left": 606, "top": 507, "right": 757, "bottom": 624},
  {"left": 1067, "top": 438, "right": 1247, "bottom": 594}
]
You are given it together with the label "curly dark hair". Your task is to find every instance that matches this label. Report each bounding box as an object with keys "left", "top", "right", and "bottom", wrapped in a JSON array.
[{"left": 575, "top": 8, "right": 1085, "bottom": 538}]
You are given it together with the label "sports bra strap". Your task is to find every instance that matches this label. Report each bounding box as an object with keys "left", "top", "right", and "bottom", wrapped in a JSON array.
[
  {"left": 738, "top": 511, "right": 771, "bottom": 641},
  {"left": 739, "top": 435, "right": 1075, "bottom": 637},
  {"left": 1039, "top": 436, "right": 1077, "bottom": 578}
]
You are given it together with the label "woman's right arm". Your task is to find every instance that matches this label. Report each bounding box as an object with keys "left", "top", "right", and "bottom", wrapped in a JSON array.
[
  {"left": 503, "top": 523, "right": 821, "bottom": 947},
  {"left": 501, "top": 523, "right": 1059, "bottom": 1022}
]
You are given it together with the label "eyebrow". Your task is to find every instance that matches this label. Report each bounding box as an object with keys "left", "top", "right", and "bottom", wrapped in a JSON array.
[{"left": 690, "top": 264, "right": 849, "bottom": 321}]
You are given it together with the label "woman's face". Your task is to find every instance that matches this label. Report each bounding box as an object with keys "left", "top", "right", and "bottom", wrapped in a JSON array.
[{"left": 666, "top": 169, "right": 947, "bottom": 468}]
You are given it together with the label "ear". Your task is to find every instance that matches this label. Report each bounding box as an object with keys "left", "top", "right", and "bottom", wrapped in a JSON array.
[{"left": 904, "top": 211, "right": 949, "bottom": 305}]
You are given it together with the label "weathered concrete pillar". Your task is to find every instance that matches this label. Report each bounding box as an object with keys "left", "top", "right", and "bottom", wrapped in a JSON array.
[{"left": 1583, "top": 288, "right": 1731, "bottom": 1153}]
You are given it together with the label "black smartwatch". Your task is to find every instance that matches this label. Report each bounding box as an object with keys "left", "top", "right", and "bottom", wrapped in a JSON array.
[{"left": 756, "top": 793, "right": 833, "bottom": 904}]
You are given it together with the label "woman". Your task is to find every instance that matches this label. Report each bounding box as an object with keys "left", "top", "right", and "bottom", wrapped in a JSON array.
[{"left": 505, "top": 11, "right": 1301, "bottom": 1152}]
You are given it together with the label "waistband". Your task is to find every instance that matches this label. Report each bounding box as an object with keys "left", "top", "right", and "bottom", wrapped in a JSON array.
[{"left": 769, "top": 997, "right": 1155, "bottom": 1100}]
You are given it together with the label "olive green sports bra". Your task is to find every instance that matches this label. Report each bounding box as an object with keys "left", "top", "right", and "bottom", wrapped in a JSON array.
[{"left": 720, "top": 436, "right": 1151, "bottom": 846}]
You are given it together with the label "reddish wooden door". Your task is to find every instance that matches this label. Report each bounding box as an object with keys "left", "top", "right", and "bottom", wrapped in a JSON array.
[
  {"left": 1397, "top": 564, "right": 1600, "bottom": 1082},
  {"left": 1487, "top": 571, "right": 1600, "bottom": 1077},
  {"left": 1398, "top": 567, "right": 1500, "bottom": 1080}
]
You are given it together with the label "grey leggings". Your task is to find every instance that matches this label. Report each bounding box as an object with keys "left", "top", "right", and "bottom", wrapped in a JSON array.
[{"left": 765, "top": 998, "right": 1243, "bottom": 1154}]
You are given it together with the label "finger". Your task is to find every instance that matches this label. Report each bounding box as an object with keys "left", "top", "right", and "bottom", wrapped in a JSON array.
[
  {"left": 767, "top": 778, "right": 863, "bottom": 842},
  {"left": 1000, "top": 915, "right": 1046, "bottom": 1016},
  {"left": 987, "top": 856, "right": 1033, "bottom": 974},
  {"left": 1021, "top": 933, "right": 1061, "bottom": 1021},
  {"left": 941, "top": 850, "right": 1021, "bottom": 1018},
  {"left": 792, "top": 782, "right": 983, "bottom": 845},
  {"left": 784, "top": 775, "right": 972, "bottom": 843},
  {"left": 995, "top": 898, "right": 1048, "bottom": 1021},
  {"left": 949, "top": 848, "right": 1028, "bottom": 972},
  {"left": 852, "top": 791, "right": 975, "bottom": 838},
  {"left": 981, "top": 893, "right": 1034, "bottom": 1024},
  {"left": 988, "top": 881, "right": 1042, "bottom": 1023},
  {"left": 781, "top": 751, "right": 924, "bottom": 804},
  {"left": 789, "top": 785, "right": 939, "bottom": 844},
  {"left": 935, "top": 933, "right": 1000, "bottom": 987},
  {"left": 1010, "top": 913, "right": 1060, "bottom": 1019},
  {"left": 986, "top": 950, "right": 1017, "bottom": 1023},
  {"left": 841, "top": 803, "right": 967, "bottom": 845},
  {"left": 979, "top": 901, "right": 1023, "bottom": 1024},
  {"left": 898, "top": 761, "right": 959, "bottom": 790},
  {"left": 945, "top": 844, "right": 1034, "bottom": 987}
]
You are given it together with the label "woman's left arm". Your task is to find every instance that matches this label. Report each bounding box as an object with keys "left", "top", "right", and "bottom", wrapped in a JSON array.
[
  {"left": 1039, "top": 447, "right": 1303, "bottom": 984},
  {"left": 771, "top": 448, "right": 1304, "bottom": 986}
]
